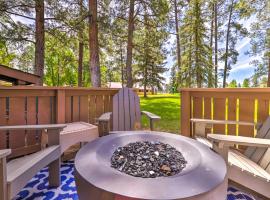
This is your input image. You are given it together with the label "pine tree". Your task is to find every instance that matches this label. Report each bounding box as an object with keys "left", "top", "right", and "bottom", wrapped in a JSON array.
[
  {"left": 248, "top": 0, "right": 269, "bottom": 86},
  {"left": 180, "top": 0, "right": 212, "bottom": 87},
  {"left": 134, "top": 0, "right": 169, "bottom": 97}
]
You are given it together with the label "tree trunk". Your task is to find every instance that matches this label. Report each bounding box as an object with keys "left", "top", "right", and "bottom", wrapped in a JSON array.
[
  {"left": 78, "top": 0, "right": 84, "bottom": 87},
  {"left": 89, "top": 0, "right": 101, "bottom": 87},
  {"left": 143, "top": 66, "right": 147, "bottom": 98},
  {"left": 194, "top": 0, "right": 201, "bottom": 88},
  {"left": 208, "top": 3, "right": 214, "bottom": 88},
  {"left": 120, "top": 42, "right": 124, "bottom": 87},
  {"left": 35, "top": 0, "right": 45, "bottom": 86},
  {"left": 174, "top": 0, "right": 181, "bottom": 83},
  {"left": 268, "top": 56, "right": 270, "bottom": 87},
  {"left": 223, "top": 0, "right": 234, "bottom": 88},
  {"left": 126, "top": 0, "right": 135, "bottom": 88},
  {"left": 143, "top": 2, "right": 148, "bottom": 98},
  {"left": 78, "top": 41, "right": 83, "bottom": 87},
  {"left": 214, "top": 2, "right": 218, "bottom": 88}
]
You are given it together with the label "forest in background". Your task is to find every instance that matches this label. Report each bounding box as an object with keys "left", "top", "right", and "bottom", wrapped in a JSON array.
[{"left": 0, "top": 0, "right": 269, "bottom": 95}]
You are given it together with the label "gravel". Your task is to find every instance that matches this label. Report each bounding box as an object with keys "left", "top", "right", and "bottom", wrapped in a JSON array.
[{"left": 111, "top": 141, "right": 187, "bottom": 178}]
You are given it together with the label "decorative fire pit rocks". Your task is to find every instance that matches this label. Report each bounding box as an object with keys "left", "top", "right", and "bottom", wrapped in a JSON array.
[
  {"left": 75, "top": 131, "right": 227, "bottom": 200},
  {"left": 111, "top": 141, "right": 187, "bottom": 178}
]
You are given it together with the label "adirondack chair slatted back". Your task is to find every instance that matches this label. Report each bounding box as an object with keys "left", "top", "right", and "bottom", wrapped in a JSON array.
[
  {"left": 245, "top": 116, "right": 270, "bottom": 173},
  {"left": 113, "top": 87, "right": 141, "bottom": 131}
]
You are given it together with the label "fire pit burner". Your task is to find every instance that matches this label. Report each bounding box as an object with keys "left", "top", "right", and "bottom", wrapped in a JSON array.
[{"left": 111, "top": 141, "right": 187, "bottom": 178}]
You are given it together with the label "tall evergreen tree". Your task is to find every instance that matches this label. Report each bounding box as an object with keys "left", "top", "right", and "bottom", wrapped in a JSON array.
[{"left": 180, "top": 0, "right": 211, "bottom": 87}]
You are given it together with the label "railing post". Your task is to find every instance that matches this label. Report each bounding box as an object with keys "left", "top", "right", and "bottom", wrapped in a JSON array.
[
  {"left": 56, "top": 89, "right": 66, "bottom": 123},
  {"left": 181, "top": 90, "right": 191, "bottom": 137}
]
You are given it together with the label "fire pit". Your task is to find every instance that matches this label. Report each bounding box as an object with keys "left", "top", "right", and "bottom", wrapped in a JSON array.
[{"left": 75, "top": 131, "right": 227, "bottom": 200}]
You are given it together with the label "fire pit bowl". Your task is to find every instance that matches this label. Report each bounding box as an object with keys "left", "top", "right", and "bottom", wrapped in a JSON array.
[{"left": 75, "top": 131, "right": 227, "bottom": 200}]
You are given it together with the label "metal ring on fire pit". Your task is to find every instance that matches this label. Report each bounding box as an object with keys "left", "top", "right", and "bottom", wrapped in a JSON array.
[{"left": 75, "top": 131, "right": 227, "bottom": 200}]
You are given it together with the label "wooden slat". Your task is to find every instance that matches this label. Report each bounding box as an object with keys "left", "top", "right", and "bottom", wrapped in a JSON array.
[
  {"left": 227, "top": 98, "right": 237, "bottom": 135},
  {"left": 204, "top": 97, "right": 211, "bottom": 119},
  {"left": 181, "top": 91, "right": 191, "bottom": 137},
  {"left": 65, "top": 96, "right": 72, "bottom": 123},
  {"left": 134, "top": 94, "right": 141, "bottom": 127},
  {"left": 259, "top": 148, "right": 270, "bottom": 173},
  {"left": 8, "top": 97, "right": 25, "bottom": 150},
  {"left": 109, "top": 95, "right": 114, "bottom": 131},
  {"left": 193, "top": 97, "right": 202, "bottom": 119},
  {"left": 238, "top": 99, "right": 254, "bottom": 138},
  {"left": 36, "top": 96, "right": 51, "bottom": 152},
  {"left": 117, "top": 90, "right": 124, "bottom": 131},
  {"left": 72, "top": 96, "right": 80, "bottom": 122},
  {"left": 129, "top": 91, "right": 135, "bottom": 130},
  {"left": 0, "top": 98, "right": 7, "bottom": 149},
  {"left": 123, "top": 88, "right": 131, "bottom": 130},
  {"left": 229, "top": 150, "right": 270, "bottom": 180},
  {"left": 245, "top": 117, "right": 270, "bottom": 162},
  {"left": 79, "top": 96, "right": 89, "bottom": 122},
  {"left": 89, "top": 95, "right": 96, "bottom": 124},
  {"left": 26, "top": 97, "right": 38, "bottom": 146},
  {"left": 96, "top": 96, "right": 104, "bottom": 120},
  {"left": 38, "top": 97, "right": 51, "bottom": 124},
  {"left": 113, "top": 94, "right": 119, "bottom": 131},
  {"left": 257, "top": 99, "right": 269, "bottom": 124},
  {"left": 96, "top": 95, "right": 104, "bottom": 135},
  {"left": 103, "top": 95, "right": 110, "bottom": 113},
  {"left": 213, "top": 98, "right": 226, "bottom": 134}
]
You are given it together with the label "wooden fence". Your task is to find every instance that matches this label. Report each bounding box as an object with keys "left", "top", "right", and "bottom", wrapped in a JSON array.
[
  {"left": 181, "top": 88, "right": 270, "bottom": 138},
  {"left": 0, "top": 86, "right": 119, "bottom": 157}
]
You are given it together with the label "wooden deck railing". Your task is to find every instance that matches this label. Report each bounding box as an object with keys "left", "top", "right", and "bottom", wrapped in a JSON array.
[
  {"left": 180, "top": 88, "right": 270, "bottom": 138},
  {"left": 0, "top": 86, "right": 119, "bottom": 157}
]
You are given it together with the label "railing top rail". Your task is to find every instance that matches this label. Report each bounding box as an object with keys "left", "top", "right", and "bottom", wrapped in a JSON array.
[
  {"left": 180, "top": 88, "right": 270, "bottom": 93},
  {"left": 0, "top": 86, "right": 120, "bottom": 91}
]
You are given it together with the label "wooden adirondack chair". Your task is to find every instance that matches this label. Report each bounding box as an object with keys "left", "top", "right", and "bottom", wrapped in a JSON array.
[
  {"left": 207, "top": 116, "right": 270, "bottom": 198},
  {"left": 97, "top": 87, "right": 160, "bottom": 134},
  {"left": 0, "top": 124, "right": 66, "bottom": 200}
]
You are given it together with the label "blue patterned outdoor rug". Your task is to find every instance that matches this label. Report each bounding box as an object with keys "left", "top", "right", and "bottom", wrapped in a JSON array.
[{"left": 16, "top": 161, "right": 256, "bottom": 200}]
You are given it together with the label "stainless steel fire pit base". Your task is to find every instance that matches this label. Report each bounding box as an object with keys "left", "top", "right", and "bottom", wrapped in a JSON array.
[{"left": 75, "top": 131, "right": 227, "bottom": 200}]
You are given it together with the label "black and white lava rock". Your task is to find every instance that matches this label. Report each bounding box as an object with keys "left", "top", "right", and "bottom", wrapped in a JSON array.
[{"left": 111, "top": 141, "right": 187, "bottom": 178}]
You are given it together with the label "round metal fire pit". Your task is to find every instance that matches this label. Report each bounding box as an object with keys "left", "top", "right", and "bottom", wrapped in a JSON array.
[{"left": 75, "top": 131, "right": 227, "bottom": 200}]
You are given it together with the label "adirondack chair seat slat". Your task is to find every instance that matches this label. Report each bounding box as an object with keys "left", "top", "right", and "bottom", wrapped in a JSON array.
[
  {"left": 7, "top": 145, "right": 60, "bottom": 197},
  {"left": 229, "top": 149, "right": 270, "bottom": 181}
]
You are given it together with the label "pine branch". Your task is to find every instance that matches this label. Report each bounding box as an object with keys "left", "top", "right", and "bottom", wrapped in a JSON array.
[{"left": 3, "top": 11, "right": 35, "bottom": 20}]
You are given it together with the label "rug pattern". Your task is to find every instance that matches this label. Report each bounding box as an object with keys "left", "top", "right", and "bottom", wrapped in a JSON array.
[{"left": 15, "top": 161, "right": 256, "bottom": 200}]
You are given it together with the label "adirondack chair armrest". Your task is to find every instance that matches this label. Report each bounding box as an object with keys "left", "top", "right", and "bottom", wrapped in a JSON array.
[
  {"left": 97, "top": 112, "right": 112, "bottom": 122},
  {"left": 207, "top": 134, "right": 270, "bottom": 163},
  {"left": 0, "top": 124, "right": 67, "bottom": 131},
  {"left": 0, "top": 149, "right": 11, "bottom": 159},
  {"left": 141, "top": 111, "right": 160, "bottom": 131},
  {"left": 207, "top": 134, "right": 270, "bottom": 148},
  {"left": 141, "top": 111, "right": 161, "bottom": 120}
]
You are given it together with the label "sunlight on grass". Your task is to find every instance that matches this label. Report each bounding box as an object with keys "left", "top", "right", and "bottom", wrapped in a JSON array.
[{"left": 140, "top": 93, "right": 181, "bottom": 134}]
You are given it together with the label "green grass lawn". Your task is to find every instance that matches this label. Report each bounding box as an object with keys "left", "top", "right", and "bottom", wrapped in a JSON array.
[{"left": 140, "top": 93, "right": 180, "bottom": 134}]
